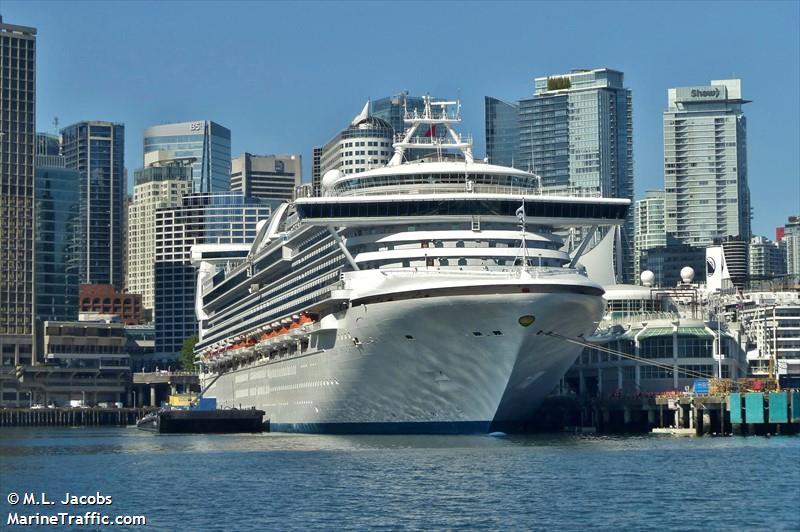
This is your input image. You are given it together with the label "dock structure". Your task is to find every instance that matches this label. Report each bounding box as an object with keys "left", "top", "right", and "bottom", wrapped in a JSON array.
[
  {"left": 530, "top": 389, "right": 800, "bottom": 436},
  {"left": 0, "top": 407, "right": 155, "bottom": 427},
  {"left": 651, "top": 390, "right": 800, "bottom": 435},
  {"left": 131, "top": 371, "right": 200, "bottom": 407}
]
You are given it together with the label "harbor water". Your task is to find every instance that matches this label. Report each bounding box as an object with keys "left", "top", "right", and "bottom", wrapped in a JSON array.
[{"left": 1, "top": 428, "right": 798, "bottom": 530}]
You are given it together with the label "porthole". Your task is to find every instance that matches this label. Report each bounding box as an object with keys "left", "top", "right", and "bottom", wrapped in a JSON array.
[
  {"left": 492, "top": 330, "right": 503, "bottom": 336},
  {"left": 472, "top": 331, "right": 483, "bottom": 336}
]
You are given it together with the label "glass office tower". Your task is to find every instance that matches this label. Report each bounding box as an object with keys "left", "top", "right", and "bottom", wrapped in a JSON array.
[
  {"left": 518, "top": 68, "right": 634, "bottom": 282},
  {"left": 484, "top": 96, "right": 519, "bottom": 167},
  {"left": 143, "top": 121, "right": 231, "bottom": 193},
  {"left": 154, "top": 193, "right": 271, "bottom": 357},
  {"left": 35, "top": 140, "right": 81, "bottom": 323},
  {"left": 371, "top": 91, "right": 427, "bottom": 139},
  {"left": 61, "top": 121, "right": 126, "bottom": 290}
]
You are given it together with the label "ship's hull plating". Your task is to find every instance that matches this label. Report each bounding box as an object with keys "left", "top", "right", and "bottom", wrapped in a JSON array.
[{"left": 203, "top": 288, "right": 602, "bottom": 433}]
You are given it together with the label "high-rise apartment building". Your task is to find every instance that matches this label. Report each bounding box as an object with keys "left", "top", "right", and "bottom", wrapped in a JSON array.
[
  {"left": 748, "top": 236, "right": 787, "bottom": 280},
  {"left": 0, "top": 19, "right": 36, "bottom": 368},
  {"left": 319, "top": 104, "right": 393, "bottom": 179},
  {"left": 230, "top": 153, "right": 302, "bottom": 202},
  {"left": 484, "top": 96, "right": 519, "bottom": 167},
  {"left": 61, "top": 121, "right": 126, "bottom": 289},
  {"left": 634, "top": 190, "right": 667, "bottom": 281},
  {"left": 35, "top": 137, "right": 81, "bottom": 322},
  {"left": 663, "top": 79, "right": 751, "bottom": 247},
  {"left": 517, "top": 68, "right": 634, "bottom": 281},
  {"left": 127, "top": 153, "right": 192, "bottom": 315},
  {"left": 154, "top": 193, "right": 271, "bottom": 356},
  {"left": 781, "top": 215, "right": 800, "bottom": 275},
  {"left": 143, "top": 121, "right": 231, "bottom": 193}
]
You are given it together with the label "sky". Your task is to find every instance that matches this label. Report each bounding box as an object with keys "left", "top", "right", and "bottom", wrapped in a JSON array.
[{"left": 3, "top": 0, "right": 799, "bottom": 237}]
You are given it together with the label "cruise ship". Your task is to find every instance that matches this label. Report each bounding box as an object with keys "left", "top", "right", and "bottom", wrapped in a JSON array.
[{"left": 193, "top": 98, "right": 629, "bottom": 433}]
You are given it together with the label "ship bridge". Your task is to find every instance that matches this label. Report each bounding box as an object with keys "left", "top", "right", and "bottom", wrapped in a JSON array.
[{"left": 294, "top": 194, "right": 630, "bottom": 228}]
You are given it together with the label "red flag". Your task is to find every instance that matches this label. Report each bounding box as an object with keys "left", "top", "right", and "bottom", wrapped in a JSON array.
[{"left": 424, "top": 125, "right": 436, "bottom": 137}]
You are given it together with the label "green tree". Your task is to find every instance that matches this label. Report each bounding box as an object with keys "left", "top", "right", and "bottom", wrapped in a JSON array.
[{"left": 180, "top": 335, "right": 199, "bottom": 371}]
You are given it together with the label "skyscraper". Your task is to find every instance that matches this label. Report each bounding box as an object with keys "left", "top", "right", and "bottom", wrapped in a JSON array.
[
  {"left": 371, "top": 91, "right": 443, "bottom": 162},
  {"left": 61, "top": 121, "right": 126, "bottom": 290},
  {"left": 518, "top": 68, "right": 634, "bottom": 281},
  {"left": 484, "top": 96, "right": 519, "bottom": 167},
  {"left": 663, "top": 79, "right": 751, "bottom": 247},
  {"left": 127, "top": 153, "right": 192, "bottom": 315},
  {"left": 143, "top": 121, "right": 231, "bottom": 193},
  {"left": 634, "top": 190, "right": 667, "bottom": 281},
  {"left": 0, "top": 19, "right": 36, "bottom": 367},
  {"left": 154, "top": 193, "right": 271, "bottom": 356},
  {"left": 35, "top": 136, "right": 81, "bottom": 322},
  {"left": 230, "top": 153, "right": 302, "bottom": 202},
  {"left": 371, "top": 91, "right": 427, "bottom": 139}
]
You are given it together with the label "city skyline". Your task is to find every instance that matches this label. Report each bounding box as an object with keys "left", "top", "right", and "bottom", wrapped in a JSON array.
[{"left": 1, "top": 1, "right": 798, "bottom": 239}]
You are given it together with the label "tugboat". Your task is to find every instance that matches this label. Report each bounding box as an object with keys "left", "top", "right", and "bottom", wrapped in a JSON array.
[{"left": 137, "top": 391, "right": 266, "bottom": 434}]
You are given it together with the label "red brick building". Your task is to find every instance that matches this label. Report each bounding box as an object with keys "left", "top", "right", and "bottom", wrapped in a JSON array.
[{"left": 79, "top": 284, "right": 145, "bottom": 325}]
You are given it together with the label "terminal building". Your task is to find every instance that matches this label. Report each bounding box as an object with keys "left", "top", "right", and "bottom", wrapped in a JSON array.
[
  {"left": 1, "top": 321, "right": 130, "bottom": 407},
  {"left": 564, "top": 281, "right": 747, "bottom": 396}
]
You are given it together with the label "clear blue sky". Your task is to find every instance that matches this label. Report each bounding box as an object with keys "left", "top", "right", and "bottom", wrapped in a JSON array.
[{"left": 3, "top": 0, "right": 799, "bottom": 237}]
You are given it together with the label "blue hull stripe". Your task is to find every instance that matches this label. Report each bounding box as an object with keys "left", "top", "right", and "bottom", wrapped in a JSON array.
[{"left": 270, "top": 421, "right": 491, "bottom": 434}]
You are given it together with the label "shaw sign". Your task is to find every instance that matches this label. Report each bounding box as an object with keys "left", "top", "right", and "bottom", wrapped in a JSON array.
[{"left": 677, "top": 85, "right": 728, "bottom": 102}]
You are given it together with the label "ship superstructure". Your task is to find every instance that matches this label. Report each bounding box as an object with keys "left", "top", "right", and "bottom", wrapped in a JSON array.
[{"left": 194, "top": 97, "right": 629, "bottom": 432}]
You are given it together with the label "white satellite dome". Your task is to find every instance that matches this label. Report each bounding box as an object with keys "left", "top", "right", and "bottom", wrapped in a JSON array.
[
  {"left": 321, "top": 169, "right": 341, "bottom": 195},
  {"left": 680, "top": 266, "right": 695, "bottom": 284},
  {"left": 640, "top": 270, "right": 655, "bottom": 287}
]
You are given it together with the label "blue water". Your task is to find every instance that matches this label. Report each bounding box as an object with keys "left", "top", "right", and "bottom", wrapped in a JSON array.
[{"left": 1, "top": 428, "right": 798, "bottom": 531}]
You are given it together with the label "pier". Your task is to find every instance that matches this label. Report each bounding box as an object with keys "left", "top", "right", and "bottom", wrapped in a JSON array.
[
  {"left": 530, "top": 389, "right": 800, "bottom": 435},
  {"left": 0, "top": 407, "right": 155, "bottom": 427}
]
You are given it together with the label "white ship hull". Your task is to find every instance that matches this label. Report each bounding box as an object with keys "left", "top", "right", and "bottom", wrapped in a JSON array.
[{"left": 203, "top": 281, "right": 603, "bottom": 433}]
